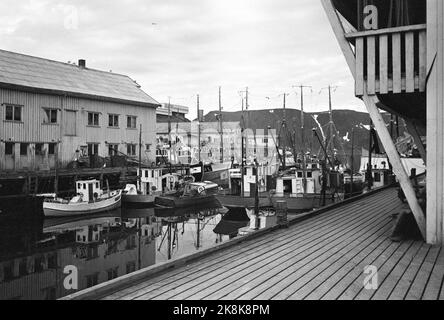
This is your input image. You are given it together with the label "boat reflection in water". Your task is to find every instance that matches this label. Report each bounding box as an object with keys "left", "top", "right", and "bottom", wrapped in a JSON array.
[
  {"left": 0, "top": 201, "right": 160, "bottom": 300},
  {"left": 0, "top": 199, "right": 232, "bottom": 300},
  {"left": 154, "top": 203, "right": 228, "bottom": 262}
]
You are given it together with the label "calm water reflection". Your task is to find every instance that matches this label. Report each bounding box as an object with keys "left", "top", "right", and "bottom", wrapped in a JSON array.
[{"left": 0, "top": 198, "right": 234, "bottom": 300}]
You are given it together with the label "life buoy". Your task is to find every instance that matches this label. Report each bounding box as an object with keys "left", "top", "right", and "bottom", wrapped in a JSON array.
[{"left": 197, "top": 186, "right": 205, "bottom": 194}]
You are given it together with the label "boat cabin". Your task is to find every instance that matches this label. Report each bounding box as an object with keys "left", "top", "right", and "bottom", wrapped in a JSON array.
[
  {"left": 275, "top": 168, "right": 321, "bottom": 197},
  {"left": 137, "top": 168, "right": 181, "bottom": 195},
  {"left": 76, "top": 180, "right": 102, "bottom": 203}
]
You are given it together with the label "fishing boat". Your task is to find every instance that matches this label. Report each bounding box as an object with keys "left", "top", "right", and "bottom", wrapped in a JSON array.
[
  {"left": 216, "top": 160, "right": 338, "bottom": 213},
  {"left": 43, "top": 179, "right": 122, "bottom": 217},
  {"left": 154, "top": 180, "right": 220, "bottom": 208},
  {"left": 122, "top": 184, "right": 155, "bottom": 206},
  {"left": 190, "top": 161, "right": 232, "bottom": 187}
]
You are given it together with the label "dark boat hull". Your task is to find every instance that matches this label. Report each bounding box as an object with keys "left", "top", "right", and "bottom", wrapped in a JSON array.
[
  {"left": 154, "top": 194, "right": 220, "bottom": 208},
  {"left": 215, "top": 194, "right": 336, "bottom": 213}
]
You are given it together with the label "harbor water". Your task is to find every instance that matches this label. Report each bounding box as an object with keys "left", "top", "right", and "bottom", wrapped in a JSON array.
[{"left": 0, "top": 197, "right": 244, "bottom": 300}]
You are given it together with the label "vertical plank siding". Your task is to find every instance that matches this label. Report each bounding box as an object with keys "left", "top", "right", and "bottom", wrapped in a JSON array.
[
  {"left": 352, "top": 26, "right": 427, "bottom": 96},
  {"left": 379, "top": 35, "right": 389, "bottom": 94},
  {"left": 0, "top": 88, "right": 157, "bottom": 170},
  {"left": 355, "top": 38, "right": 365, "bottom": 96}
]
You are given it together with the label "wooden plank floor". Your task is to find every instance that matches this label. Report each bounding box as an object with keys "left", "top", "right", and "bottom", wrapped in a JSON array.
[{"left": 102, "top": 188, "right": 444, "bottom": 300}]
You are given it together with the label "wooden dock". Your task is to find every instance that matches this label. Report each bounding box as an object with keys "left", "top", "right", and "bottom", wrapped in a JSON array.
[{"left": 65, "top": 187, "right": 444, "bottom": 300}]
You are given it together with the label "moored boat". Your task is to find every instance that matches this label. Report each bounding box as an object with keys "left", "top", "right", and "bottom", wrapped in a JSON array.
[
  {"left": 43, "top": 179, "right": 122, "bottom": 217},
  {"left": 122, "top": 184, "right": 155, "bottom": 206},
  {"left": 154, "top": 180, "right": 220, "bottom": 208}
]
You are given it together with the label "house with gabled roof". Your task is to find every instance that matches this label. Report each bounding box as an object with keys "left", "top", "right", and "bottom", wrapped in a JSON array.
[{"left": 0, "top": 49, "right": 160, "bottom": 171}]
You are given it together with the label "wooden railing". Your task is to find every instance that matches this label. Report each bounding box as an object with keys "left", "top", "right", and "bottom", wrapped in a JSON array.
[{"left": 346, "top": 24, "right": 427, "bottom": 96}]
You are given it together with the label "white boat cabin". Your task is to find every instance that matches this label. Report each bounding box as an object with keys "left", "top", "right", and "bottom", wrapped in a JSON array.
[
  {"left": 75, "top": 180, "right": 102, "bottom": 203},
  {"left": 138, "top": 168, "right": 181, "bottom": 195},
  {"left": 276, "top": 169, "right": 321, "bottom": 197},
  {"left": 275, "top": 168, "right": 321, "bottom": 197}
]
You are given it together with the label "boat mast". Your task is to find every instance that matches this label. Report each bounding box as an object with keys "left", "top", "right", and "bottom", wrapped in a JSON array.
[
  {"left": 281, "top": 93, "right": 288, "bottom": 170},
  {"left": 240, "top": 89, "right": 246, "bottom": 198},
  {"left": 138, "top": 124, "right": 142, "bottom": 190},
  {"left": 196, "top": 214, "right": 200, "bottom": 249},
  {"left": 296, "top": 85, "right": 311, "bottom": 193},
  {"left": 167, "top": 222, "right": 172, "bottom": 260},
  {"left": 350, "top": 128, "right": 355, "bottom": 198},
  {"left": 219, "top": 86, "right": 224, "bottom": 164},
  {"left": 168, "top": 97, "right": 172, "bottom": 164},
  {"left": 197, "top": 94, "right": 201, "bottom": 163}
]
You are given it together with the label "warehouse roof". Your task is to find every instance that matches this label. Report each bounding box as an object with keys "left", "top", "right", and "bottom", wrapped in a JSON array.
[{"left": 0, "top": 49, "right": 160, "bottom": 108}]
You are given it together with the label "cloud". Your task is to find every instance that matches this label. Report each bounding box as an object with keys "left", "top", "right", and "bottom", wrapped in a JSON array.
[{"left": 0, "top": 0, "right": 366, "bottom": 119}]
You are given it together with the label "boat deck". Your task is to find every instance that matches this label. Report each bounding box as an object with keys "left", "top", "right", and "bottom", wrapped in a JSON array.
[{"left": 71, "top": 187, "right": 444, "bottom": 300}]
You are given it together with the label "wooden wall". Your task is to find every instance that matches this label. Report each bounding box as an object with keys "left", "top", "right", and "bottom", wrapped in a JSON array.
[
  {"left": 426, "top": 0, "right": 444, "bottom": 245},
  {"left": 0, "top": 88, "right": 157, "bottom": 170}
]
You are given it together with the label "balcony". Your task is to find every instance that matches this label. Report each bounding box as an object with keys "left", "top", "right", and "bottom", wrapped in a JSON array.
[{"left": 346, "top": 24, "right": 427, "bottom": 96}]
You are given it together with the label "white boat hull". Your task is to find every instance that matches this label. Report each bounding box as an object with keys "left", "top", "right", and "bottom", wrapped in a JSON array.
[{"left": 43, "top": 191, "right": 122, "bottom": 217}]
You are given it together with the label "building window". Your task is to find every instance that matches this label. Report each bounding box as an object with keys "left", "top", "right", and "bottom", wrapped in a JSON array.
[
  {"left": 42, "top": 287, "right": 56, "bottom": 300},
  {"left": 35, "top": 144, "right": 44, "bottom": 156},
  {"left": 127, "top": 144, "right": 136, "bottom": 156},
  {"left": 20, "top": 143, "right": 28, "bottom": 156},
  {"left": 48, "top": 143, "right": 56, "bottom": 155},
  {"left": 88, "top": 143, "right": 99, "bottom": 156},
  {"left": 107, "top": 267, "right": 119, "bottom": 281},
  {"left": 43, "top": 108, "right": 58, "bottom": 124},
  {"left": 5, "top": 142, "right": 14, "bottom": 155},
  {"left": 47, "top": 254, "right": 57, "bottom": 269},
  {"left": 86, "top": 274, "right": 99, "bottom": 288},
  {"left": 145, "top": 144, "right": 151, "bottom": 152},
  {"left": 108, "top": 114, "right": 119, "bottom": 128},
  {"left": 88, "top": 112, "right": 100, "bottom": 126},
  {"left": 108, "top": 144, "right": 119, "bottom": 157},
  {"left": 5, "top": 105, "right": 22, "bottom": 122},
  {"left": 127, "top": 116, "right": 137, "bottom": 129},
  {"left": 307, "top": 172, "right": 313, "bottom": 178},
  {"left": 126, "top": 261, "right": 136, "bottom": 274},
  {"left": 19, "top": 259, "right": 28, "bottom": 277},
  {"left": 374, "top": 172, "right": 381, "bottom": 182},
  {"left": 3, "top": 263, "right": 14, "bottom": 281}
]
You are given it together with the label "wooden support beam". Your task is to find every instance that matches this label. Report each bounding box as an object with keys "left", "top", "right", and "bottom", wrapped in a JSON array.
[
  {"left": 426, "top": 0, "right": 444, "bottom": 245},
  {"left": 321, "top": 0, "right": 356, "bottom": 78},
  {"left": 321, "top": 0, "right": 427, "bottom": 240},
  {"left": 362, "top": 93, "right": 426, "bottom": 239}
]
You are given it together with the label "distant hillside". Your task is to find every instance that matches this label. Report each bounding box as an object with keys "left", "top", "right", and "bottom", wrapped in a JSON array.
[{"left": 203, "top": 108, "right": 407, "bottom": 167}]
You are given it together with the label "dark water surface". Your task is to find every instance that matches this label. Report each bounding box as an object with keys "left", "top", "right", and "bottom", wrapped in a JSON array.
[{"left": 0, "top": 198, "right": 233, "bottom": 300}]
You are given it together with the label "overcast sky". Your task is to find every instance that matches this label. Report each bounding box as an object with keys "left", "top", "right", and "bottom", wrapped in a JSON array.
[{"left": 0, "top": 0, "right": 367, "bottom": 119}]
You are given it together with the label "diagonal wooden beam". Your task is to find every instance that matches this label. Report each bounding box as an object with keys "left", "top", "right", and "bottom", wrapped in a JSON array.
[
  {"left": 321, "top": 0, "right": 356, "bottom": 78},
  {"left": 362, "top": 93, "right": 426, "bottom": 239}
]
